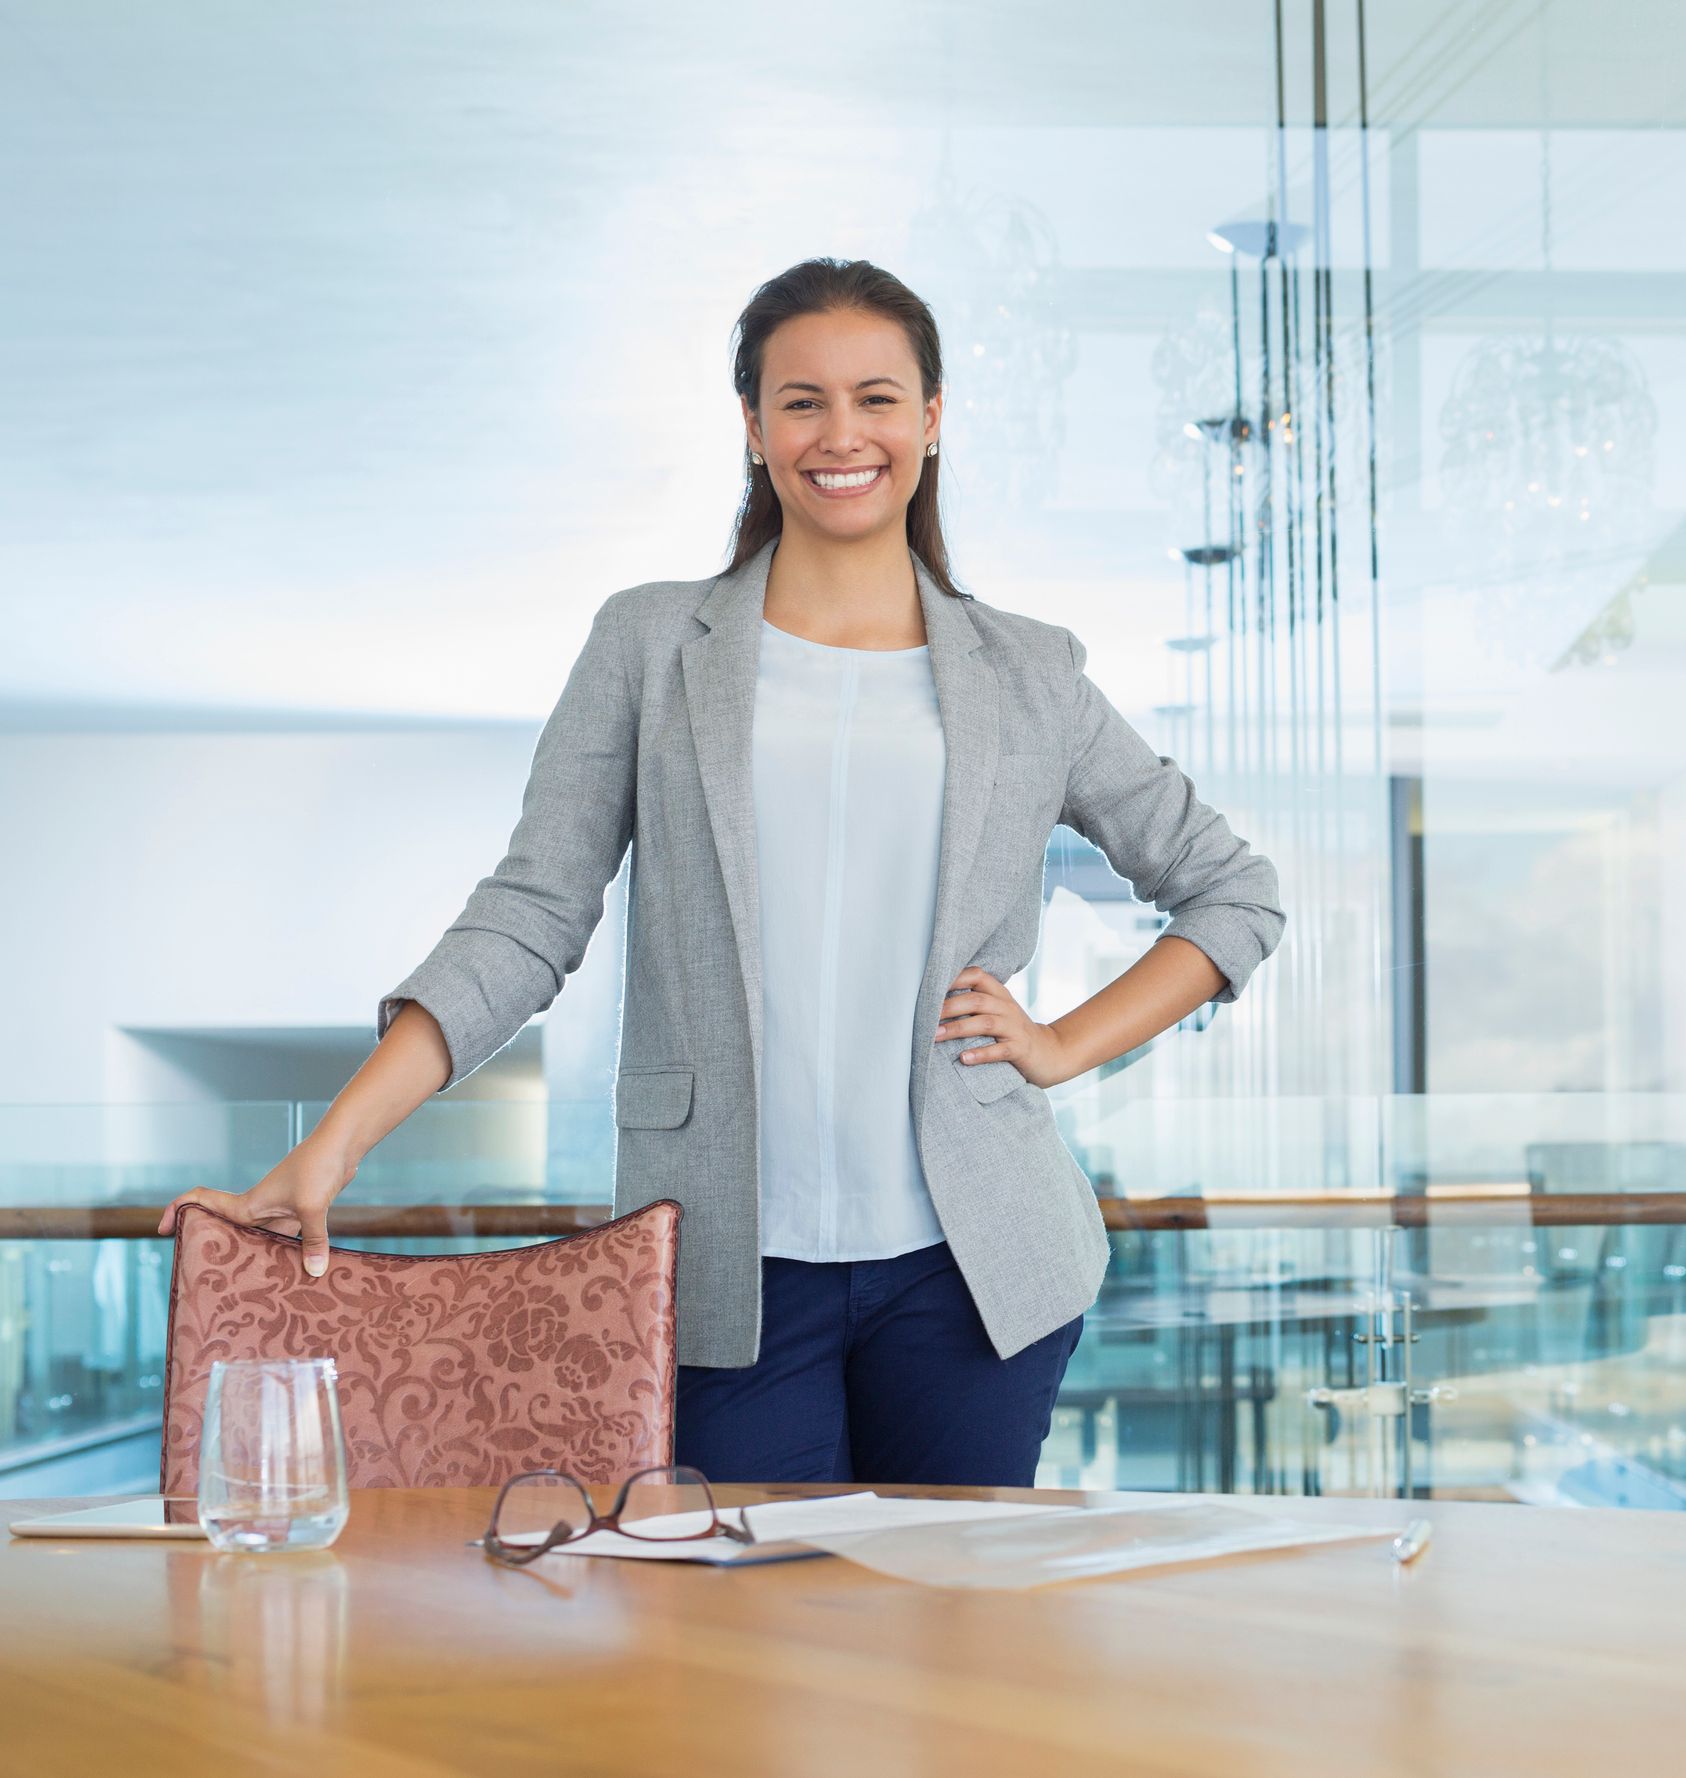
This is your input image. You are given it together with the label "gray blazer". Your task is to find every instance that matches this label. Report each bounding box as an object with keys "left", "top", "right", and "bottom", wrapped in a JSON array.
[{"left": 377, "top": 535, "right": 1285, "bottom": 1368}]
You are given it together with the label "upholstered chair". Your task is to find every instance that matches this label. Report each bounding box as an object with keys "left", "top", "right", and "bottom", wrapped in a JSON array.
[{"left": 161, "top": 1199, "right": 680, "bottom": 1493}]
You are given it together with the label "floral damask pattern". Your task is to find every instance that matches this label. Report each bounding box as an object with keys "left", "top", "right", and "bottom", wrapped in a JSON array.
[{"left": 161, "top": 1200, "right": 681, "bottom": 1493}]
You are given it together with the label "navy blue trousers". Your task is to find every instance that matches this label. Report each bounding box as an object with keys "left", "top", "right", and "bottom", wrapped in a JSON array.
[{"left": 674, "top": 1239, "right": 1085, "bottom": 1487}]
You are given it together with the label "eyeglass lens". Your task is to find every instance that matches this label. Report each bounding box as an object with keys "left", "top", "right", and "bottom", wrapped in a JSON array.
[
  {"left": 491, "top": 1472, "right": 595, "bottom": 1548},
  {"left": 613, "top": 1465, "right": 720, "bottom": 1540}
]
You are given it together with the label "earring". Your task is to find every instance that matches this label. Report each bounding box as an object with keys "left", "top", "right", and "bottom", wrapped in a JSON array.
[
  {"left": 749, "top": 451, "right": 764, "bottom": 465},
  {"left": 926, "top": 442, "right": 938, "bottom": 456}
]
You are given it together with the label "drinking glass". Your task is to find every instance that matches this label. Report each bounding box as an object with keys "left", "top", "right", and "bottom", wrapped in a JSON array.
[{"left": 197, "top": 1357, "right": 350, "bottom": 1553}]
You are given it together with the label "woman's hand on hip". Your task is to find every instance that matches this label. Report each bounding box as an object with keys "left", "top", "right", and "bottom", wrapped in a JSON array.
[{"left": 933, "top": 967, "right": 1072, "bottom": 1090}]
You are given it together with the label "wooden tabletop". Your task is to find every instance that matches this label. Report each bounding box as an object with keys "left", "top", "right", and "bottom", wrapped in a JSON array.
[{"left": 5, "top": 1483, "right": 1683, "bottom": 1777}]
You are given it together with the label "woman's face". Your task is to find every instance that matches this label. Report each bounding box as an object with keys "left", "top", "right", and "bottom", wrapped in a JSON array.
[{"left": 743, "top": 309, "right": 941, "bottom": 544}]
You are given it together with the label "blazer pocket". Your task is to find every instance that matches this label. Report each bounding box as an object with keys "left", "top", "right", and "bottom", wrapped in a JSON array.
[
  {"left": 952, "top": 1042, "right": 1031, "bottom": 1103},
  {"left": 614, "top": 1066, "right": 695, "bottom": 1129}
]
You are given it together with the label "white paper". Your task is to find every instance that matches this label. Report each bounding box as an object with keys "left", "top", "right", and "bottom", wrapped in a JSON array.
[
  {"left": 499, "top": 1492, "right": 1406, "bottom": 1585},
  {"left": 510, "top": 1491, "right": 1072, "bottom": 1563},
  {"left": 799, "top": 1501, "right": 1408, "bottom": 1589}
]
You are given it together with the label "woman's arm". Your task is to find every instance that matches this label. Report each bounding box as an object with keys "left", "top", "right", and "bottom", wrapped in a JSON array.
[
  {"left": 157, "top": 593, "right": 640, "bottom": 1276},
  {"left": 313, "top": 998, "right": 454, "bottom": 1168},
  {"left": 1043, "top": 935, "right": 1226, "bottom": 1085},
  {"left": 1057, "top": 626, "right": 1287, "bottom": 1009},
  {"left": 374, "top": 591, "right": 639, "bottom": 1094},
  {"left": 156, "top": 1000, "right": 452, "bottom": 1276}
]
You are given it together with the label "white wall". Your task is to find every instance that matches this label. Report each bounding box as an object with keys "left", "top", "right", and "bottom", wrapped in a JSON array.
[{"left": 0, "top": 724, "right": 628, "bottom": 1110}]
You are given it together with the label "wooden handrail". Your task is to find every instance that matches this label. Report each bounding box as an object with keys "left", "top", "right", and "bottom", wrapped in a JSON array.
[{"left": 4, "top": 1191, "right": 1684, "bottom": 1240}]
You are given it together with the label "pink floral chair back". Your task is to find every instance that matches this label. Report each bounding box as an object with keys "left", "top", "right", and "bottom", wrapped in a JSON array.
[{"left": 161, "top": 1199, "right": 681, "bottom": 1494}]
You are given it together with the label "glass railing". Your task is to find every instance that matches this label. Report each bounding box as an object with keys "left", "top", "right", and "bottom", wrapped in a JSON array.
[{"left": 2, "top": 1094, "right": 1681, "bottom": 1505}]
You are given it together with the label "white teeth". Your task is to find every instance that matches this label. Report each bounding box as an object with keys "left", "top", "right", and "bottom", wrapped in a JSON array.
[{"left": 809, "top": 467, "right": 884, "bottom": 489}]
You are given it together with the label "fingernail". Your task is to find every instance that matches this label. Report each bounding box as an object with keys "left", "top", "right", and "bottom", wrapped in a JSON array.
[{"left": 305, "top": 1255, "right": 326, "bottom": 1277}]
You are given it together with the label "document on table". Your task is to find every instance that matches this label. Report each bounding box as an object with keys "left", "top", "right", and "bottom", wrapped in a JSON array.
[{"left": 491, "top": 1492, "right": 1072, "bottom": 1566}]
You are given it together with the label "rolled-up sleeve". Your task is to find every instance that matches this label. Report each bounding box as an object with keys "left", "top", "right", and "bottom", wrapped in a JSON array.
[
  {"left": 1058, "top": 627, "right": 1285, "bottom": 1005},
  {"left": 376, "top": 591, "right": 638, "bottom": 1091}
]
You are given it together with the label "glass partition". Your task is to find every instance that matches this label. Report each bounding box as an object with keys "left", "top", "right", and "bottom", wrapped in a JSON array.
[
  {"left": 3, "top": 1093, "right": 1681, "bottom": 1505},
  {"left": 0, "top": 1098, "right": 562, "bottom": 1494}
]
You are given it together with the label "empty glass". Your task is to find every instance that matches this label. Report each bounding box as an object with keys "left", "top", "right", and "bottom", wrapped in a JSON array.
[{"left": 197, "top": 1357, "right": 350, "bottom": 1553}]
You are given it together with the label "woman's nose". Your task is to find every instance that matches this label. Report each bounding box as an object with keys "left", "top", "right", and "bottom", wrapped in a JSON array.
[{"left": 818, "top": 417, "right": 869, "bottom": 453}]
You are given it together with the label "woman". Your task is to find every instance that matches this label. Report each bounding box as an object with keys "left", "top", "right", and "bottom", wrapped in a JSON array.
[{"left": 159, "top": 257, "right": 1286, "bottom": 1487}]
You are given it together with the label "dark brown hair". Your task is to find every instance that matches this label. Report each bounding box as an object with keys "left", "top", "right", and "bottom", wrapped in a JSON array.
[{"left": 724, "top": 257, "right": 967, "bottom": 599}]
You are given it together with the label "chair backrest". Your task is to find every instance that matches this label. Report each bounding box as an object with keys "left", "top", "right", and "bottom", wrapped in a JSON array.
[{"left": 161, "top": 1199, "right": 681, "bottom": 1494}]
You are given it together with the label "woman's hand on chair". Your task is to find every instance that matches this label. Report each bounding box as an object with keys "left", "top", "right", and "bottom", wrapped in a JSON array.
[{"left": 156, "top": 1138, "right": 359, "bottom": 1279}]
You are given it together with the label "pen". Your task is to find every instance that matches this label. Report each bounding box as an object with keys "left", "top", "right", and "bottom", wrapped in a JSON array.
[{"left": 1391, "top": 1517, "right": 1433, "bottom": 1564}]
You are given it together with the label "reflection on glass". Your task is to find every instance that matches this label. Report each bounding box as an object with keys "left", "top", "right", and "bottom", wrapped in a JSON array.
[{"left": 189, "top": 1551, "right": 349, "bottom": 1729}]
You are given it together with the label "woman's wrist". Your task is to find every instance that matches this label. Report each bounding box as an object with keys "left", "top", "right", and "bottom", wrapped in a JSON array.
[{"left": 300, "top": 1126, "right": 362, "bottom": 1192}]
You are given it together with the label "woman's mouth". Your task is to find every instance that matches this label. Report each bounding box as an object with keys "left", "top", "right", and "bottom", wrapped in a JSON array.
[{"left": 801, "top": 465, "right": 887, "bottom": 497}]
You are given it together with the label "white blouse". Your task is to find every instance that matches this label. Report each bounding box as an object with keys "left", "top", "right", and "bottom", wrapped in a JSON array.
[{"left": 751, "top": 616, "right": 949, "bottom": 1262}]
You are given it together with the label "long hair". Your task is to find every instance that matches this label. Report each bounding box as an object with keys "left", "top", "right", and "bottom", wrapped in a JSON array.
[{"left": 724, "top": 257, "right": 967, "bottom": 599}]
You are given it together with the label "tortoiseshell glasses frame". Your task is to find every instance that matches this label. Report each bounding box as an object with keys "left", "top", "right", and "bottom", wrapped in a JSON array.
[{"left": 480, "top": 1463, "right": 759, "bottom": 1567}]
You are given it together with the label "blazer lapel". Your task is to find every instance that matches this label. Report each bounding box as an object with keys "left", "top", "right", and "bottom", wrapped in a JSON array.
[
  {"left": 682, "top": 542, "right": 773, "bottom": 1106},
  {"left": 682, "top": 534, "right": 999, "bottom": 1124},
  {"left": 908, "top": 553, "right": 998, "bottom": 1128}
]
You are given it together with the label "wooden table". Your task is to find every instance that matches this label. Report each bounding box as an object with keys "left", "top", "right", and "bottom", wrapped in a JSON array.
[{"left": 6, "top": 1483, "right": 1684, "bottom": 1777}]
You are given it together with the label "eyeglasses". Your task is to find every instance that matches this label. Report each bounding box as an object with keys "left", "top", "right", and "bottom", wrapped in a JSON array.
[{"left": 480, "top": 1463, "right": 759, "bottom": 1567}]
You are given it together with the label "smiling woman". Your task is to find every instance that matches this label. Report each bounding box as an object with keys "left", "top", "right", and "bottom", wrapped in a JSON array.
[
  {"left": 653, "top": 257, "right": 1282, "bottom": 1487},
  {"left": 156, "top": 256, "right": 1284, "bottom": 1500},
  {"left": 729, "top": 259, "right": 963, "bottom": 652}
]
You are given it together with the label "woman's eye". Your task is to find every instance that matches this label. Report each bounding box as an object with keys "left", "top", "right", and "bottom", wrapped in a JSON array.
[{"left": 785, "top": 396, "right": 895, "bottom": 410}]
